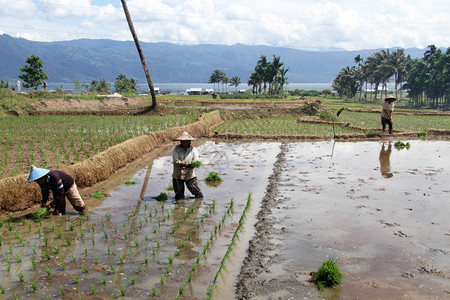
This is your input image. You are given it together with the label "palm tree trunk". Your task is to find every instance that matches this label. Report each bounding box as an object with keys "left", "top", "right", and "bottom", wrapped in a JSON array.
[{"left": 121, "top": 0, "right": 156, "bottom": 111}]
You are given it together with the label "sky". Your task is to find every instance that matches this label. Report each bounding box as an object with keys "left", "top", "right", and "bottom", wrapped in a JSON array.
[{"left": 0, "top": 0, "right": 449, "bottom": 51}]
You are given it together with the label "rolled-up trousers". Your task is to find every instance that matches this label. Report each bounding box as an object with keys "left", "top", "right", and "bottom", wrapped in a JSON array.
[{"left": 173, "top": 177, "right": 203, "bottom": 199}]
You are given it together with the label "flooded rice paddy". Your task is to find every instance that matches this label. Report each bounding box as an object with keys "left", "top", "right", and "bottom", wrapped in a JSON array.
[{"left": 1, "top": 139, "right": 449, "bottom": 299}]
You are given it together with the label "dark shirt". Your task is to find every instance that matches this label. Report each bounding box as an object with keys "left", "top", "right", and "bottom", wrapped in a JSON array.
[{"left": 38, "top": 170, "right": 74, "bottom": 203}]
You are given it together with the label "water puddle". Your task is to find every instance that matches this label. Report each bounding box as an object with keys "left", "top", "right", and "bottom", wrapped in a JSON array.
[{"left": 1, "top": 139, "right": 448, "bottom": 299}]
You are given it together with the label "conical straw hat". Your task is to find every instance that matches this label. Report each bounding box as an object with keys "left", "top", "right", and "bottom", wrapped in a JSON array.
[
  {"left": 27, "top": 165, "right": 50, "bottom": 182},
  {"left": 175, "top": 131, "right": 197, "bottom": 141}
]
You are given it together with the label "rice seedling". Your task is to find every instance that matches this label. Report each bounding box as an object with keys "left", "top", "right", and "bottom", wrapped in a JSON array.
[
  {"left": 394, "top": 140, "right": 411, "bottom": 149},
  {"left": 73, "top": 275, "right": 80, "bottom": 284},
  {"left": 0, "top": 286, "right": 5, "bottom": 294},
  {"left": 417, "top": 131, "right": 427, "bottom": 138},
  {"left": 83, "top": 265, "right": 89, "bottom": 273},
  {"left": 14, "top": 232, "right": 24, "bottom": 245},
  {"left": 190, "top": 160, "right": 202, "bottom": 168},
  {"left": 18, "top": 273, "right": 25, "bottom": 283},
  {"left": 91, "top": 284, "right": 96, "bottom": 295},
  {"left": 109, "top": 264, "right": 115, "bottom": 274},
  {"left": 55, "top": 228, "right": 62, "bottom": 239},
  {"left": 313, "top": 259, "right": 343, "bottom": 290},
  {"left": 45, "top": 266, "right": 53, "bottom": 279},
  {"left": 130, "top": 276, "right": 136, "bottom": 285},
  {"left": 151, "top": 285, "right": 158, "bottom": 296},
  {"left": 60, "top": 260, "right": 66, "bottom": 270},
  {"left": 125, "top": 180, "right": 137, "bottom": 185},
  {"left": 30, "top": 280, "right": 37, "bottom": 292},
  {"left": 155, "top": 192, "right": 168, "bottom": 201},
  {"left": 205, "top": 171, "right": 223, "bottom": 182},
  {"left": 68, "top": 222, "right": 75, "bottom": 231},
  {"left": 7, "top": 220, "right": 14, "bottom": 231},
  {"left": 119, "top": 286, "right": 126, "bottom": 296},
  {"left": 160, "top": 274, "right": 166, "bottom": 284},
  {"left": 93, "top": 192, "right": 105, "bottom": 199},
  {"left": 30, "top": 257, "right": 37, "bottom": 270},
  {"left": 43, "top": 250, "right": 51, "bottom": 261},
  {"left": 53, "top": 245, "right": 60, "bottom": 254},
  {"left": 59, "top": 284, "right": 65, "bottom": 295},
  {"left": 101, "top": 274, "right": 106, "bottom": 284},
  {"left": 69, "top": 253, "right": 77, "bottom": 262},
  {"left": 5, "top": 260, "right": 11, "bottom": 272},
  {"left": 13, "top": 254, "right": 22, "bottom": 263}
]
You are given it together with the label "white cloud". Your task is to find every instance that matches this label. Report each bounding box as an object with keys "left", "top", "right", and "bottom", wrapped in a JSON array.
[{"left": 0, "top": 0, "right": 448, "bottom": 50}]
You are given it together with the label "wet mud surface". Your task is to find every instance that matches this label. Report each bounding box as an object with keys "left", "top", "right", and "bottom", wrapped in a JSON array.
[
  {"left": 1, "top": 139, "right": 449, "bottom": 299},
  {"left": 236, "top": 139, "right": 450, "bottom": 299}
]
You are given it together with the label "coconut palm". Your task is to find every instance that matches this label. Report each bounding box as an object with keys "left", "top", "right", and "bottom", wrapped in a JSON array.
[
  {"left": 120, "top": 0, "right": 156, "bottom": 111},
  {"left": 229, "top": 76, "right": 241, "bottom": 93}
]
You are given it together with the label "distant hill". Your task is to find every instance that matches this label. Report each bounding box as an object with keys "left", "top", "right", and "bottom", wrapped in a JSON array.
[{"left": 0, "top": 34, "right": 428, "bottom": 86}]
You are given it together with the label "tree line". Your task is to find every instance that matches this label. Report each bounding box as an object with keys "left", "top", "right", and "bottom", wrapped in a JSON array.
[
  {"left": 0, "top": 54, "right": 139, "bottom": 94},
  {"left": 333, "top": 45, "right": 449, "bottom": 108},
  {"left": 209, "top": 54, "right": 289, "bottom": 96}
]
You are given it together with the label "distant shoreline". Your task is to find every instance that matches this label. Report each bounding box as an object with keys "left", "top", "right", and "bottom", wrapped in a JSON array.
[{"left": 44, "top": 82, "right": 335, "bottom": 94}]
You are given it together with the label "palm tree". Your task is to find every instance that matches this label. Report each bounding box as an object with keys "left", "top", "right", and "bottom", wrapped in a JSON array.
[
  {"left": 120, "top": 0, "right": 156, "bottom": 111},
  {"left": 229, "top": 76, "right": 241, "bottom": 93},
  {"left": 255, "top": 55, "right": 269, "bottom": 93},
  {"left": 208, "top": 70, "right": 221, "bottom": 92},
  {"left": 247, "top": 72, "right": 259, "bottom": 94},
  {"left": 354, "top": 55, "right": 364, "bottom": 101},
  {"left": 390, "top": 49, "right": 407, "bottom": 99}
]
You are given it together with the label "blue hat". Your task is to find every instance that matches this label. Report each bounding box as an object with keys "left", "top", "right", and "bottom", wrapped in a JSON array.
[{"left": 27, "top": 165, "right": 50, "bottom": 182}]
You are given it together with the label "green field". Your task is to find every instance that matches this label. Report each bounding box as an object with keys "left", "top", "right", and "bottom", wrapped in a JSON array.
[{"left": 0, "top": 114, "right": 199, "bottom": 178}]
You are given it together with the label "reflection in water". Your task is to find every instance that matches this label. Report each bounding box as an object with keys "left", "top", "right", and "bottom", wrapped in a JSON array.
[{"left": 379, "top": 142, "right": 393, "bottom": 178}]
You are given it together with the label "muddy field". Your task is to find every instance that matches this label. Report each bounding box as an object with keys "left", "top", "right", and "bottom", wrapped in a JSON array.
[
  {"left": 1, "top": 99, "right": 449, "bottom": 299},
  {"left": 1, "top": 137, "right": 448, "bottom": 299}
]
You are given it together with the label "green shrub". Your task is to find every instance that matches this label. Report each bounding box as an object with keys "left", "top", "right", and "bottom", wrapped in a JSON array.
[{"left": 314, "top": 259, "right": 343, "bottom": 290}]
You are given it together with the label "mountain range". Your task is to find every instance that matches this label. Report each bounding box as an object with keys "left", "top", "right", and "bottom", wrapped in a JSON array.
[{"left": 0, "top": 33, "right": 428, "bottom": 86}]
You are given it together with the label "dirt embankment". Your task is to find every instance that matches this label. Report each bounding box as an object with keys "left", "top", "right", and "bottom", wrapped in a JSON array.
[{"left": 0, "top": 110, "right": 222, "bottom": 214}]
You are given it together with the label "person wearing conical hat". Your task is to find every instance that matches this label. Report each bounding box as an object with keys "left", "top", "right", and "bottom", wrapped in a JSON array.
[
  {"left": 27, "top": 165, "right": 88, "bottom": 216},
  {"left": 172, "top": 131, "right": 203, "bottom": 200},
  {"left": 381, "top": 96, "right": 396, "bottom": 134}
]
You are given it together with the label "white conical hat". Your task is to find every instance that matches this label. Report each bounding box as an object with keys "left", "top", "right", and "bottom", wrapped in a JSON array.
[{"left": 175, "top": 131, "right": 197, "bottom": 141}]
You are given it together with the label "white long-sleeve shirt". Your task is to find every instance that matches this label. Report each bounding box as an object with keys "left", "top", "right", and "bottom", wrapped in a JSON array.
[
  {"left": 172, "top": 144, "right": 199, "bottom": 180},
  {"left": 381, "top": 101, "right": 394, "bottom": 119}
]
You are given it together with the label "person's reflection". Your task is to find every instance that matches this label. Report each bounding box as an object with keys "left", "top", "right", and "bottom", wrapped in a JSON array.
[
  {"left": 171, "top": 198, "right": 202, "bottom": 260},
  {"left": 379, "top": 142, "right": 393, "bottom": 178}
]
